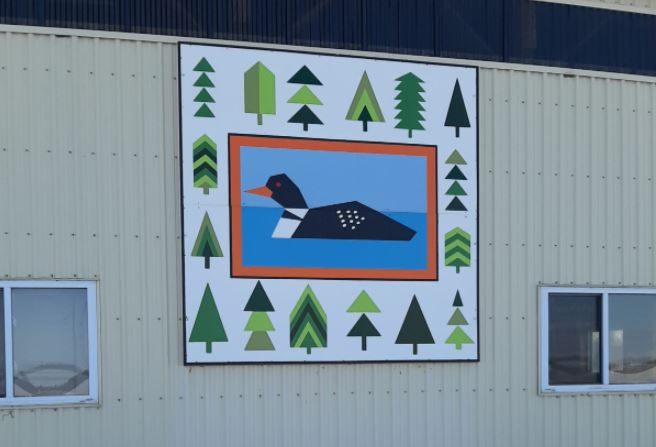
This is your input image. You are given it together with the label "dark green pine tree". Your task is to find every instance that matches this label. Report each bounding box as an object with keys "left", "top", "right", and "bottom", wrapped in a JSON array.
[
  {"left": 445, "top": 149, "right": 468, "bottom": 211},
  {"left": 290, "top": 285, "right": 327, "bottom": 354},
  {"left": 346, "top": 290, "right": 381, "bottom": 351},
  {"left": 287, "top": 66, "right": 323, "bottom": 131},
  {"left": 395, "top": 295, "right": 434, "bottom": 355},
  {"left": 394, "top": 72, "right": 425, "bottom": 138},
  {"left": 444, "top": 79, "right": 471, "bottom": 137},
  {"left": 189, "top": 284, "right": 228, "bottom": 353},
  {"left": 193, "top": 57, "right": 216, "bottom": 118}
]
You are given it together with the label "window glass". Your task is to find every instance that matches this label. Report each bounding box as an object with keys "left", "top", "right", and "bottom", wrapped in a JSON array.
[
  {"left": 11, "top": 288, "right": 89, "bottom": 397},
  {"left": 548, "top": 294, "right": 602, "bottom": 385},
  {"left": 609, "top": 294, "right": 656, "bottom": 384},
  {"left": 0, "top": 289, "right": 4, "bottom": 398}
]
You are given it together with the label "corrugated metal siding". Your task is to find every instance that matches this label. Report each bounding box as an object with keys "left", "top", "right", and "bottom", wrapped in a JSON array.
[
  {"left": 0, "top": 30, "right": 655, "bottom": 447},
  {"left": 1, "top": 0, "right": 656, "bottom": 76}
]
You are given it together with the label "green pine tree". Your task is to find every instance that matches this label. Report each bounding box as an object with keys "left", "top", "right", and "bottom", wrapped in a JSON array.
[
  {"left": 244, "top": 62, "right": 276, "bottom": 125},
  {"left": 193, "top": 58, "right": 216, "bottom": 118},
  {"left": 395, "top": 295, "right": 434, "bottom": 355},
  {"left": 445, "top": 292, "right": 473, "bottom": 350},
  {"left": 346, "top": 71, "right": 385, "bottom": 132},
  {"left": 445, "top": 150, "right": 468, "bottom": 211},
  {"left": 189, "top": 284, "right": 228, "bottom": 353},
  {"left": 444, "top": 79, "right": 471, "bottom": 137},
  {"left": 394, "top": 72, "right": 425, "bottom": 138},
  {"left": 346, "top": 290, "right": 381, "bottom": 351},
  {"left": 290, "top": 285, "right": 327, "bottom": 354},
  {"left": 287, "top": 66, "right": 323, "bottom": 131},
  {"left": 444, "top": 227, "right": 470, "bottom": 273},
  {"left": 192, "top": 134, "right": 217, "bottom": 194},
  {"left": 243, "top": 281, "right": 275, "bottom": 351},
  {"left": 191, "top": 212, "right": 223, "bottom": 269}
]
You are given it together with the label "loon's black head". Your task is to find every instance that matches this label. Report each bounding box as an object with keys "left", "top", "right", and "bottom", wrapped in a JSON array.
[{"left": 245, "top": 173, "right": 308, "bottom": 209}]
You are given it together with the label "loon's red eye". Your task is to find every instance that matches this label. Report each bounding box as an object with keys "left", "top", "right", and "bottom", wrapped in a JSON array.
[{"left": 275, "top": 181, "right": 282, "bottom": 188}]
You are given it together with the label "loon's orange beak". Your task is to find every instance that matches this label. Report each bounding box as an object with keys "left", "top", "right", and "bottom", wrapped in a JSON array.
[{"left": 245, "top": 186, "right": 273, "bottom": 197}]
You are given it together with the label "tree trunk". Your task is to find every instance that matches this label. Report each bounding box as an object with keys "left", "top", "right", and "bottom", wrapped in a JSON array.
[
  {"left": 306, "top": 346, "right": 311, "bottom": 355},
  {"left": 412, "top": 344, "right": 418, "bottom": 355},
  {"left": 362, "top": 120, "right": 368, "bottom": 132},
  {"left": 257, "top": 114, "right": 263, "bottom": 125},
  {"left": 456, "top": 265, "right": 460, "bottom": 273},
  {"left": 206, "top": 342, "right": 212, "bottom": 353},
  {"left": 303, "top": 122, "right": 308, "bottom": 131},
  {"left": 203, "top": 187, "right": 209, "bottom": 194},
  {"left": 456, "top": 127, "right": 460, "bottom": 138},
  {"left": 408, "top": 129, "right": 412, "bottom": 138},
  {"left": 361, "top": 336, "right": 367, "bottom": 351},
  {"left": 204, "top": 256, "right": 210, "bottom": 269}
]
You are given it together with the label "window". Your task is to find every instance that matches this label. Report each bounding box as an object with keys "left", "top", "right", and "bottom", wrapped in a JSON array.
[
  {"left": 0, "top": 281, "right": 97, "bottom": 406},
  {"left": 541, "top": 287, "right": 656, "bottom": 393}
]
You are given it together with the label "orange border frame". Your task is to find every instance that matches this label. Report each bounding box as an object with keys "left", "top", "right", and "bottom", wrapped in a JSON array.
[{"left": 229, "top": 135, "right": 437, "bottom": 280}]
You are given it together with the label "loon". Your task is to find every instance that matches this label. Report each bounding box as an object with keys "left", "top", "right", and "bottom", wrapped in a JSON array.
[{"left": 245, "top": 174, "right": 415, "bottom": 241}]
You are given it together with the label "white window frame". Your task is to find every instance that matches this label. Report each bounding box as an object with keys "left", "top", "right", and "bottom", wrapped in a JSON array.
[
  {"left": 0, "top": 280, "right": 98, "bottom": 407},
  {"left": 540, "top": 286, "right": 656, "bottom": 394}
]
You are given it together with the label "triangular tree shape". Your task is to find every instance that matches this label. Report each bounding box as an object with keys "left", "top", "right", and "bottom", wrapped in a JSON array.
[
  {"left": 347, "top": 290, "right": 380, "bottom": 313},
  {"left": 194, "top": 73, "right": 214, "bottom": 88},
  {"left": 446, "top": 150, "right": 467, "bottom": 165},
  {"left": 244, "top": 62, "right": 276, "bottom": 125},
  {"left": 243, "top": 281, "right": 275, "bottom": 351},
  {"left": 288, "top": 85, "right": 322, "bottom": 105},
  {"left": 445, "top": 326, "right": 474, "bottom": 350},
  {"left": 346, "top": 71, "right": 385, "bottom": 132},
  {"left": 189, "top": 284, "right": 228, "bottom": 353},
  {"left": 447, "top": 308, "right": 468, "bottom": 326},
  {"left": 288, "top": 105, "right": 323, "bottom": 132},
  {"left": 446, "top": 165, "right": 467, "bottom": 181},
  {"left": 446, "top": 181, "right": 467, "bottom": 196},
  {"left": 194, "top": 103, "right": 215, "bottom": 118},
  {"left": 194, "top": 88, "right": 215, "bottom": 103},
  {"left": 452, "top": 291, "right": 464, "bottom": 307},
  {"left": 395, "top": 295, "right": 434, "bottom": 355},
  {"left": 191, "top": 212, "right": 223, "bottom": 269},
  {"left": 446, "top": 197, "right": 467, "bottom": 211},
  {"left": 444, "top": 79, "right": 471, "bottom": 138},
  {"left": 288, "top": 65, "right": 322, "bottom": 85},
  {"left": 290, "top": 285, "right": 327, "bottom": 354},
  {"left": 394, "top": 72, "right": 426, "bottom": 138},
  {"left": 192, "top": 134, "right": 217, "bottom": 194},
  {"left": 193, "top": 57, "right": 215, "bottom": 72},
  {"left": 347, "top": 314, "right": 380, "bottom": 351}
]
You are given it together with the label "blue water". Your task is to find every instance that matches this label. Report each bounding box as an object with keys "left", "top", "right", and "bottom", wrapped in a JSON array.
[{"left": 241, "top": 207, "right": 428, "bottom": 270}]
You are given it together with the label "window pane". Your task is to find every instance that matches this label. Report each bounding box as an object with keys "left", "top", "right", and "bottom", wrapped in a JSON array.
[
  {"left": 609, "top": 294, "right": 656, "bottom": 384},
  {"left": 0, "top": 289, "right": 5, "bottom": 398},
  {"left": 12, "top": 288, "right": 89, "bottom": 397},
  {"left": 548, "top": 294, "right": 602, "bottom": 385}
]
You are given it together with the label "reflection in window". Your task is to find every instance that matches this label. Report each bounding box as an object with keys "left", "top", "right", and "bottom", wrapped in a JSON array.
[
  {"left": 11, "top": 289, "right": 89, "bottom": 397},
  {"left": 0, "top": 290, "right": 4, "bottom": 398},
  {"left": 610, "top": 294, "right": 656, "bottom": 384},
  {"left": 548, "top": 294, "right": 602, "bottom": 385}
]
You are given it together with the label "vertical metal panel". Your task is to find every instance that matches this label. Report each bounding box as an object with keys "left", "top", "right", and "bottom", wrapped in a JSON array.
[{"left": 0, "top": 29, "right": 655, "bottom": 447}]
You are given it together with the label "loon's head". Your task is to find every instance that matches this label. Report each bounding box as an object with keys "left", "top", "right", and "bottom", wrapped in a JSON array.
[{"left": 245, "top": 174, "right": 308, "bottom": 209}]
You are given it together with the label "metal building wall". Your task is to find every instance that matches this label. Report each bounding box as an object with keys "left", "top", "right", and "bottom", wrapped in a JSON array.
[{"left": 0, "top": 27, "right": 655, "bottom": 447}]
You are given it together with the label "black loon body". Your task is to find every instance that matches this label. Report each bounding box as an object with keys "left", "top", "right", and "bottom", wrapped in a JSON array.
[{"left": 246, "top": 174, "right": 416, "bottom": 241}]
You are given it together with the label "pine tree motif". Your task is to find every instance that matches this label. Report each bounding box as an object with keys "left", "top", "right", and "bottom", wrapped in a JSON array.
[
  {"left": 191, "top": 212, "right": 223, "bottom": 269},
  {"left": 445, "top": 227, "right": 470, "bottom": 273},
  {"left": 289, "top": 285, "right": 327, "bottom": 354},
  {"left": 395, "top": 295, "right": 434, "bottom": 355},
  {"left": 394, "top": 72, "right": 425, "bottom": 138},
  {"left": 244, "top": 62, "right": 276, "bottom": 125},
  {"left": 346, "top": 290, "right": 381, "bottom": 351},
  {"left": 445, "top": 291, "right": 474, "bottom": 350},
  {"left": 445, "top": 149, "right": 468, "bottom": 211},
  {"left": 444, "top": 79, "right": 471, "bottom": 137},
  {"left": 345, "top": 71, "right": 385, "bottom": 132},
  {"left": 189, "top": 284, "right": 228, "bottom": 353},
  {"left": 287, "top": 66, "right": 323, "bottom": 131},
  {"left": 192, "top": 134, "right": 218, "bottom": 194},
  {"left": 193, "top": 57, "right": 216, "bottom": 118},
  {"left": 243, "top": 281, "right": 275, "bottom": 351}
]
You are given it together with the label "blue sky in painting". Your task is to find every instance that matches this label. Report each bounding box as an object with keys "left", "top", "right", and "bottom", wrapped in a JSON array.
[{"left": 239, "top": 146, "right": 429, "bottom": 213}]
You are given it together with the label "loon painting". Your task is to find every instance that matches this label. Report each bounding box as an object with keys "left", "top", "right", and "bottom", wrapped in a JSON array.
[{"left": 246, "top": 173, "right": 416, "bottom": 241}]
